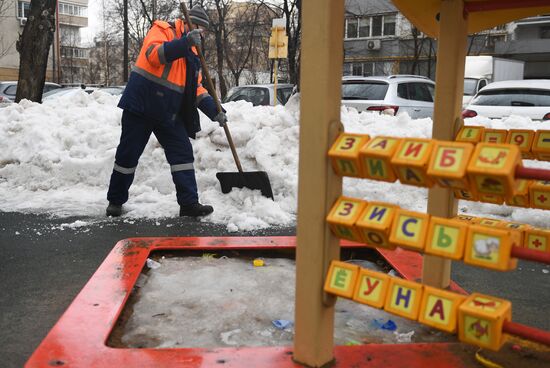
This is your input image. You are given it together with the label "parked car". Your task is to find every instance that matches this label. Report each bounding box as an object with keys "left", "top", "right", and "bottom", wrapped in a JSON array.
[
  {"left": 223, "top": 84, "right": 294, "bottom": 106},
  {"left": 0, "top": 95, "right": 13, "bottom": 108},
  {"left": 42, "top": 86, "right": 98, "bottom": 100},
  {"left": 0, "top": 81, "right": 62, "bottom": 102},
  {"left": 462, "top": 80, "right": 550, "bottom": 120},
  {"left": 341, "top": 75, "right": 436, "bottom": 119}
]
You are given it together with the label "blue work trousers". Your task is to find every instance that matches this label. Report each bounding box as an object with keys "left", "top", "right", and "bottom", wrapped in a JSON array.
[{"left": 107, "top": 110, "right": 198, "bottom": 206}]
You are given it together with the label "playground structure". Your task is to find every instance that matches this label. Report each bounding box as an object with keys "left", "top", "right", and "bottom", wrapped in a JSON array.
[{"left": 26, "top": 0, "right": 550, "bottom": 367}]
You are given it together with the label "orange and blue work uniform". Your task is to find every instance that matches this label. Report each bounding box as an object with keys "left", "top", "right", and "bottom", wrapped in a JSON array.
[{"left": 107, "top": 19, "right": 219, "bottom": 207}]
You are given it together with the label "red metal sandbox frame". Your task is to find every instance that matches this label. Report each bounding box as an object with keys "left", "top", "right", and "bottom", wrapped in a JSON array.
[{"left": 26, "top": 236, "right": 471, "bottom": 367}]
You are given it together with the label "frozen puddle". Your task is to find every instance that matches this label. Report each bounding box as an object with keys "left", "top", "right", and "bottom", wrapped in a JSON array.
[{"left": 111, "top": 256, "right": 456, "bottom": 348}]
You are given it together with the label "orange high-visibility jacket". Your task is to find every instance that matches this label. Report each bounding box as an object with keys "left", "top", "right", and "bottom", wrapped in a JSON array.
[{"left": 118, "top": 19, "right": 215, "bottom": 137}]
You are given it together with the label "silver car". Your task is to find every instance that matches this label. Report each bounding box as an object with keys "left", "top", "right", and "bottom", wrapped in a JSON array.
[
  {"left": 341, "top": 75, "right": 436, "bottom": 119},
  {"left": 0, "top": 81, "right": 62, "bottom": 102},
  {"left": 223, "top": 84, "right": 295, "bottom": 106}
]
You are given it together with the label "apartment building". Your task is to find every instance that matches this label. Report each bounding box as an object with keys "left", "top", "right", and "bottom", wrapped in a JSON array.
[
  {"left": 343, "top": 0, "right": 550, "bottom": 79},
  {"left": 0, "top": 0, "right": 89, "bottom": 82}
]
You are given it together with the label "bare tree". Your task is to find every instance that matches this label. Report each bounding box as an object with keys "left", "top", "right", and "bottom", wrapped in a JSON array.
[{"left": 15, "top": 0, "right": 56, "bottom": 102}]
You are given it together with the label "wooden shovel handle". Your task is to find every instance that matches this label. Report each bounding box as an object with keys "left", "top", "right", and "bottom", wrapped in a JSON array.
[{"left": 180, "top": 1, "right": 243, "bottom": 173}]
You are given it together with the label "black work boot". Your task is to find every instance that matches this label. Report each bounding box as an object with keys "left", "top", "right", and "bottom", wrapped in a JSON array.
[
  {"left": 179, "top": 203, "right": 214, "bottom": 217},
  {"left": 106, "top": 202, "right": 123, "bottom": 217}
]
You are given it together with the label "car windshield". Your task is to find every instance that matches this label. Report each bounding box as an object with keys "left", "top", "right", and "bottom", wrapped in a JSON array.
[
  {"left": 464, "top": 78, "right": 479, "bottom": 96},
  {"left": 342, "top": 82, "right": 388, "bottom": 100},
  {"left": 470, "top": 88, "right": 550, "bottom": 106},
  {"left": 224, "top": 87, "right": 270, "bottom": 106},
  {"left": 277, "top": 87, "right": 293, "bottom": 105}
]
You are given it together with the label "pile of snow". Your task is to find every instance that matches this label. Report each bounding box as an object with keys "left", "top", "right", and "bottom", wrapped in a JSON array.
[{"left": 1, "top": 89, "right": 550, "bottom": 231}]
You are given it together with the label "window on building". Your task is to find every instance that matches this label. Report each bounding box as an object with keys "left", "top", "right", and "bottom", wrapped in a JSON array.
[
  {"left": 372, "top": 16, "right": 382, "bottom": 36},
  {"left": 352, "top": 63, "right": 363, "bottom": 76},
  {"left": 383, "top": 14, "right": 396, "bottom": 36},
  {"left": 17, "top": 1, "right": 31, "bottom": 18},
  {"left": 486, "top": 34, "right": 506, "bottom": 47},
  {"left": 541, "top": 26, "right": 550, "bottom": 39},
  {"left": 346, "top": 18, "right": 358, "bottom": 38},
  {"left": 358, "top": 18, "right": 370, "bottom": 38},
  {"left": 59, "top": 2, "right": 87, "bottom": 17}
]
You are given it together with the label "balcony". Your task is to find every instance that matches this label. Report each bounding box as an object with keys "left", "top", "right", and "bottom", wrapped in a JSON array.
[{"left": 495, "top": 38, "right": 550, "bottom": 56}]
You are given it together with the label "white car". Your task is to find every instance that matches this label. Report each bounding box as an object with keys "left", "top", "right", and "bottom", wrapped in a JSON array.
[
  {"left": 223, "top": 84, "right": 294, "bottom": 106},
  {"left": 462, "top": 80, "right": 550, "bottom": 120},
  {"left": 341, "top": 75, "right": 436, "bottom": 119}
]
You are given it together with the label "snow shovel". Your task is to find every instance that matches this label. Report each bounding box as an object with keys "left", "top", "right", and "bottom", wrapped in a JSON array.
[{"left": 180, "top": 2, "right": 274, "bottom": 200}]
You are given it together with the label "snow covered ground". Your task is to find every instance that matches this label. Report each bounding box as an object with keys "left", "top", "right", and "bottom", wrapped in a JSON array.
[{"left": 1, "top": 89, "right": 550, "bottom": 231}]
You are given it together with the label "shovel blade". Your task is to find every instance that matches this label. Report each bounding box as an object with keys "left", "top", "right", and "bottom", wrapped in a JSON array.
[{"left": 216, "top": 171, "right": 274, "bottom": 199}]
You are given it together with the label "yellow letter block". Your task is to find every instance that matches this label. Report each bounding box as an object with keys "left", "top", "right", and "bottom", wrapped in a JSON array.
[
  {"left": 326, "top": 196, "right": 367, "bottom": 242},
  {"left": 458, "top": 293, "right": 511, "bottom": 351},
  {"left": 497, "top": 222, "right": 530, "bottom": 248},
  {"left": 454, "top": 214, "right": 477, "bottom": 223},
  {"left": 356, "top": 202, "right": 398, "bottom": 250},
  {"left": 384, "top": 278, "right": 423, "bottom": 320},
  {"left": 506, "top": 179, "right": 531, "bottom": 208},
  {"left": 524, "top": 228, "right": 550, "bottom": 253},
  {"left": 391, "top": 138, "right": 434, "bottom": 187},
  {"left": 425, "top": 217, "right": 468, "bottom": 260},
  {"left": 482, "top": 129, "right": 508, "bottom": 144},
  {"left": 531, "top": 130, "right": 550, "bottom": 161},
  {"left": 464, "top": 225, "right": 518, "bottom": 271},
  {"left": 478, "top": 218, "right": 503, "bottom": 227},
  {"left": 324, "top": 261, "right": 359, "bottom": 299},
  {"left": 359, "top": 136, "right": 401, "bottom": 182},
  {"left": 352, "top": 269, "right": 390, "bottom": 309},
  {"left": 427, "top": 141, "right": 474, "bottom": 190},
  {"left": 454, "top": 189, "right": 478, "bottom": 201},
  {"left": 419, "top": 286, "right": 466, "bottom": 333},
  {"left": 507, "top": 129, "right": 535, "bottom": 159},
  {"left": 478, "top": 193, "right": 505, "bottom": 205},
  {"left": 328, "top": 133, "right": 370, "bottom": 177},
  {"left": 389, "top": 209, "right": 430, "bottom": 252},
  {"left": 529, "top": 180, "right": 550, "bottom": 210},
  {"left": 467, "top": 143, "right": 521, "bottom": 197},
  {"left": 456, "top": 126, "right": 485, "bottom": 144}
]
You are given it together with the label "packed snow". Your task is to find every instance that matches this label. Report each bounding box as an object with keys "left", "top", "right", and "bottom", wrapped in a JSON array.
[{"left": 1, "top": 89, "right": 550, "bottom": 231}]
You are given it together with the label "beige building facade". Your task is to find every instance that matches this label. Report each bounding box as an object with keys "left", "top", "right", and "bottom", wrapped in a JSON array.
[{"left": 0, "top": 0, "right": 89, "bottom": 82}]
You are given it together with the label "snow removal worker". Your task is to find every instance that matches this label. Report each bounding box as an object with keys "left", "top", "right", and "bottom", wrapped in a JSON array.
[{"left": 106, "top": 6, "right": 227, "bottom": 218}]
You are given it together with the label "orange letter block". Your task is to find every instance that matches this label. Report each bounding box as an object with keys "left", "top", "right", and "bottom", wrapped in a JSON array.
[
  {"left": 427, "top": 141, "right": 474, "bottom": 190},
  {"left": 328, "top": 133, "right": 370, "bottom": 177},
  {"left": 352, "top": 269, "right": 390, "bottom": 308},
  {"left": 326, "top": 196, "right": 367, "bottom": 242},
  {"left": 529, "top": 180, "right": 550, "bottom": 210},
  {"left": 391, "top": 138, "right": 434, "bottom": 187},
  {"left": 324, "top": 261, "right": 359, "bottom": 299},
  {"left": 524, "top": 228, "right": 550, "bottom": 253},
  {"left": 458, "top": 293, "right": 511, "bottom": 351},
  {"left": 482, "top": 129, "right": 508, "bottom": 145},
  {"left": 531, "top": 130, "right": 550, "bottom": 161},
  {"left": 425, "top": 217, "right": 468, "bottom": 260},
  {"left": 506, "top": 179, "right": 531, "bottom": 208},
  {"left": 359, "top": 136, "right": 401, "bottom": 182},
  {"left": 389, "top": 209, "right": 430, "bottom": 252},
  {"left": 419, "top": 286, "right": 466, "bottom": 333},
  {"left": 456, "top": 126, "right": 485, "bottom": 144},
  {"left": 356, "top": 202, "right": 398, "bottom": 250},
  {"left": 464, "top": 225, "right": 518, "bottom": 271},
  {"left": 384, "top": 278, "right": 423, "bottom": 320},
  {"left": 507, "top": 129, "right": 535, "bottom": 159}
]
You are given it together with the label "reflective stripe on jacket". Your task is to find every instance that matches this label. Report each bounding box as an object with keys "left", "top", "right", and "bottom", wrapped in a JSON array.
[{"left": 118, "top": 19, "right": 209, "bottom": 136}]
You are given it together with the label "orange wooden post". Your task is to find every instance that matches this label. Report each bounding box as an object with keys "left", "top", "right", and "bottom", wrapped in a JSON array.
[
  {"left": 423, "top": 0, "right": 468, "bottom": 289},
  {"left": 294, "top": 0, "right": 345, "bottom": 366}
]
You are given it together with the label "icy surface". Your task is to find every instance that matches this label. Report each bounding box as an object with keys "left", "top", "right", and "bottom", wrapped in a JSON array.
[
  {"left": 117, "top": 256, "right": 451, "bottom": 348},
  {"left": 1, "top": 91, "right": 550, "bottom": 231}
]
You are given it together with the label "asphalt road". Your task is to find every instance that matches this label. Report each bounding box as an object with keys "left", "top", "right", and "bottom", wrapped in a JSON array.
[{"left": 0, "top": 211, "right": 548, "bottom": 367}]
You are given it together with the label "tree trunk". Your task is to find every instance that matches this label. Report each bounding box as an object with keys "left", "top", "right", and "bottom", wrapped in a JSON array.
[{"left": 16, "top": 0, "right": 56, "bottom": 103}]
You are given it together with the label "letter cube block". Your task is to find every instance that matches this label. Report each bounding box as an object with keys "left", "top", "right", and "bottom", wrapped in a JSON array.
[
  {"left": 524, "top": 228, "right": 550, "bottom": 253},
  {"left": 482, "top": 129, "right": 508, "bottom": 144},
  {"left": 456, "top": 126, "right": 485, "bottom": 144},
  {"left": 324, "top": 260, "right": 359, "bottom": 299},
  {"left": 454, "top": 189, "right": 478, "bottom": 201},
  {"left": 419, "top": 286, "right": 466, "bottom": 333},
  {"left": 384, "top": 278, "right": 423, "bottom": 320},
  {"left": 507, "top": 129, "right": 535, "bottom": 159},
  {"left": 458, "top": 293, "right": 511, "bottom": 351},
  {"left": 328, "top": 133, "right": 371, "bottom": 177},
  {"left": 389, "top": 209, "right": 430, "bottom": 252},
  {"left": 478, "top": 218, "right": 503, "bottom": 227},
  {"left": 352, "top": 269, "right": 390, "bottom": 308},
  {"left": 427, "top": 141, "right": 474, "bottom": 190},
  {"left": 425, "top": 217, "right": 468, "bottom": 260},
  {"left": 359, "top": 136, "right": 401, "bottom": 182},
  {"left": 464, "top": 225, "right": 518, "bottom": 271},
  {"left": 467, "top": 143, "right": 521, "bottom": 197},
  {"left": 478, "top": 193, "right": 505, "bottom": 205},
  {"left": 497, "top": 222, "right": 530, "bottom": 249},
  {"left": 531, "top": 130, "right": 550, "bottom": 161},
  {"left": 506, "top": 179, "right": 531, "bottom": 208},
  {"left": 454, "top": 214, "right": 477, "bottom": 223},
  {"left": 326, "top": 196, "right": 367, "bottom": 242},
  {"left": 529, "top": 180, "right": 550, "bottom": 210},
  {"left": 355, "top": 202, "right": 398, "bottom": 250},
  {"left": 391, "top": 138, "right": 435, "bottom": 187}
]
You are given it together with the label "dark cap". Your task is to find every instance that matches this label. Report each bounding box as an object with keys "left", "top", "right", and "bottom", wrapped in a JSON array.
[{"left": 189, "top": 6, "right": 209, "bottom": 28}]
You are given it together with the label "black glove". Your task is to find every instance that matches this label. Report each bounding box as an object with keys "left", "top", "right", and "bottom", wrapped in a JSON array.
[
  {"left": 214, "top": 111, "right": 228, "bottom": 127},
  {"left": 187, "top": 29, "right": 203, "bottom": 47}
]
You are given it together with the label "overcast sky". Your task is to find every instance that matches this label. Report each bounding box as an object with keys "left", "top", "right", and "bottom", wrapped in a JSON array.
[{"left": 81, "top": 0, "right": 100, "bottom": 44}]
